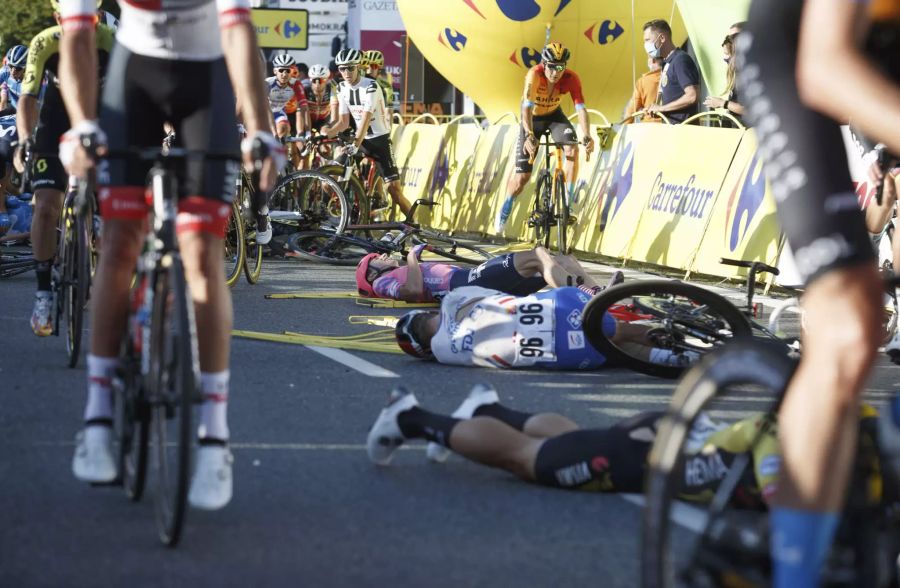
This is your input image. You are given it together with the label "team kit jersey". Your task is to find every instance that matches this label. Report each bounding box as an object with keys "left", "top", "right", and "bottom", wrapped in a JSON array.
[
  {"left": 430, "top": 286, "right": 615, "bottom": 370},
  {"left": 522, "top": 63, "right": 585, "bottom": 116},
  {"left": 266, "top": 76, "right": 307, "bottom": 122},
  {"left": 0, "top": 68, "right": 24, "bottom": 109},
  {"left": 336, "top": 76, "right": 390, "bottom": 138},
  {"left": 301, "top": 78, "right": 335, "bottom": 124},
  {"left": 373, "top": 263, "right": 462, "bottom": 301}
]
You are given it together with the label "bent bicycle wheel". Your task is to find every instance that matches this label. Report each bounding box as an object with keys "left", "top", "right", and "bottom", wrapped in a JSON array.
[
  {"left": 224, "top": 201, "right": 245, "bottom": 288},
  {"left": 582, "top": 280, "right": 753, "bottom": 379},
  {"left": 148, "top": 255, "right": 200, "bottom": 546},
  {"left": 286, "top": 230, "right": 376, "bottom": 265},
  {"left": 274, "top": 168, "right": 352, "bottom": 233},
  {"left": 642, "top": 341, "right": 794, "bottom": 588},
  {"left": 412, "top": 233, "right": 493, "bottom": 265}
]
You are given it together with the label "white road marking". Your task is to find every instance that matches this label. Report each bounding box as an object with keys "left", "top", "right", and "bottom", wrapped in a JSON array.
[
  {"left": 29, "top": 440, "right": 424, "bottom": 451},
  {"left": 620, "top": 493, "right": 707, "bottom": 533},
  {"left": 304, "top": 345, "right": 400, "bottom": 378}
]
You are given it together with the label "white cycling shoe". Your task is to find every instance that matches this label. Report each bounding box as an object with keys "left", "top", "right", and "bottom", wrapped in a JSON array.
[
  {"left": 72, "top": 425, "right": 117, "bottom": 483},
  {"left": 885, "top": 329, "right": 900, "bottom": 364},
  {"left": 426, "top": 383, "right": 499, "bottom": 463},
  {"left": 188, "top": 443, "right": 234, "bottom": 510},
  {"left": 367, "top": 387, "right": 418, "bottom": 466},
  {"left": 255, "top": 215, "right": 273, "bottom": 245}
]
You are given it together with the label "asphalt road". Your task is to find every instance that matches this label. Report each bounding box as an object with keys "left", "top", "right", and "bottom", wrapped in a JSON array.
[{"left": 2, "top": 253, "right": 897, "bottom": 587}]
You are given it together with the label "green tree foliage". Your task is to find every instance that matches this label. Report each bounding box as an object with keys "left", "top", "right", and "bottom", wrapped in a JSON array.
[{"left": 0, "top": 1, "right": 119, "bottom": 54}]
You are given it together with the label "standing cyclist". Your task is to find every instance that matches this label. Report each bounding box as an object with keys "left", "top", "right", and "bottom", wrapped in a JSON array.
[
  {"left": 323, "top": 49, "right": 409, "bottom": 217},
  {"left": 738, "top": 0, "right": 900, "bottom": 585},
  {"left": 0, "top": 45, "right": 28, "bottom": 114},
  {"left": 494, "top": 42, "right": 594, "bottom": 233},
  {"left": 56, "top": 0, "right": 284, "bottom": 510}
]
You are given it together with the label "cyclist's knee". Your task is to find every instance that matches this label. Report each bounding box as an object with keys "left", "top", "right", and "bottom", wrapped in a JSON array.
[
  {"left": 508, "top": 172, "right": 529, "bottom": 194},
  {"left": 32, "top": 190, "right": 62, "bottom": 216},
  {"left": 563, "top": 145, "right": 578, "bottom": 161},
  {"left": 100, "top": 220, "right": 143, "bottom": 267}
]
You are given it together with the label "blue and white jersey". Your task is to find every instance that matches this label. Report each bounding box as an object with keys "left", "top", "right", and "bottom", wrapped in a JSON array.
[
  {"left": 430, "top": 286, "right": 614, "bottom": 370},
  {"left": 0, "top": 113, "right": 16, "bottom": 141},
  {"left": 0, "top": 68, "right": 24, "bottom": 109}
]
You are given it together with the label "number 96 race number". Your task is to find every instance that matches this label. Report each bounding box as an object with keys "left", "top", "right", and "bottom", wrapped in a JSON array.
[{"left": 515, "top": 301, "right": 555, "bottom": 365}]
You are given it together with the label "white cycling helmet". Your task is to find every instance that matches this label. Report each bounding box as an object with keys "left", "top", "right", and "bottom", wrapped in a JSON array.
[
  {"left": 272, "top": 54, "right": 296, "bottom": 69},
  {"left": 99, "top": 10, "right": 119, "bottom": 31},
  {"left": 334, "top": 49, "right": 362, "bottom": 66},
  {"left": 308, "top": 64, "right": 330, "bottom": 79}
]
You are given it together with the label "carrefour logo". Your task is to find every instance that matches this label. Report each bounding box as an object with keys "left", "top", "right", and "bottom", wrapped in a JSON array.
[
  {"left": 509, "top": 47, "right": 541, "bottom": 68},
  {"left": 438, "top": 27, "right": 467, "bottom": 51},
  {"left": 275, "top": 20, "right": 303, "bottom": 39},
  {"left": 464, "top": 0, "right": 572, "bottom": 20},
  {"left": 646, "top": 173, "right": 715, "bottom": 219},
  {"left": 584, "top": 20, "right": 624, "bottom": 45},
  {"left": 726, "top": 153, "right": 767, "bottom": 251}
]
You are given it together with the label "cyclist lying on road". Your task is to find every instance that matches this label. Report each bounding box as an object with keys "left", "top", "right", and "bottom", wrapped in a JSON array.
[
  {"left": 357, "top": 245, "right": 619, "bottom": 302},
  {"left": 394, "top": 284, "right": 694, "bottom": 370},
  {"left": 367, "top": 385, "right": 888, "bottom": 501}
]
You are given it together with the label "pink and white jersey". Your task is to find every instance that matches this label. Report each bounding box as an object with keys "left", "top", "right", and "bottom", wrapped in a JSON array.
[
  {"left": 265, "top": 76, "right": 308, "bottom": 113},
  {"left": 372, "top": 263, "right": 462, "bottom": 302},
  {"left": 58, "top": 0, "right": 252, "bottom": 61}
]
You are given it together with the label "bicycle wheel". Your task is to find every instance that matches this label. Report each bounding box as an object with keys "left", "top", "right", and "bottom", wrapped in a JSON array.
[
  {"left": 531, "top": 172, "right": 552, "bottom": 248},
  {"left": 315, "top": 164, "right": 370, "bottom": 228},
  {"left": 286, "top": 230, "right": 378, "bottom": 265},
  {"left": 0, "top": 253, "right": 36, "bottom": 278},
  {"left": 113, "top": 333, "right": 150, "bottom": 501},
  {"left": 64, "top": 211, "right": 90, "bottom": 368},
  {"left": 553, "top": 171, "right": 570, "bottom": 254},
  {"left": 224, "top": 200, "right": 244, "bottom": 288},
  {"left": 581, "top": 280, "right": 753, "bottom": 379},
  {"left": 412, "top": 232, "right": 493, "bottom": 265},
  {"left": 148, "top": 255, "right": 200, "bottom": 546},
  {"left": 274, "top": 169, "right": 351, "bottom": 233},
  {"left": 642, "top": 341, "right": 794, "bottom": 588},
  {"left": 243, "top": 230, "right": 264, "bottom": 284}
]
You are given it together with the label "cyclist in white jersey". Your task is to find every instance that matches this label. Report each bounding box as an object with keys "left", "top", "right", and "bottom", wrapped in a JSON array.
[
  {"left": 322, "top": 48, "right": 410, "bottom": 217},
  {"left": 55, "top": 0, "right": 284, "bottom": 511}
]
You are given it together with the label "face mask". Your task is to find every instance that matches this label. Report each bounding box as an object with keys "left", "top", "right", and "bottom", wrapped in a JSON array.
[{"left": 644, "top": 39, "right": 660, "bottom": 59}]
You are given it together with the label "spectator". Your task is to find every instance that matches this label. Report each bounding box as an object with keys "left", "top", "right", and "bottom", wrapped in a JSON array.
[
  {"left": 642, "top": 19, "right": 700, "bottom": 124},
  {"left": 624, "top": 57, "right": 662, "bottom": 124},
  {"left": 729, "top": 21, "right": 746, "bottom": 36},
  {"left": 703, "top": 33, "right": 746, "bottom": 125}
]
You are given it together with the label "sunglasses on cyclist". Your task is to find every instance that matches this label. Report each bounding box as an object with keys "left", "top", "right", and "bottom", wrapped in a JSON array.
[
  {"left": 311, "top": 78, "right": 327, "bottom": 84},
  {"left": 546, "top": 63, "right": 566, "bottom": 73},
  {"left": 275, "top": 68, "right": 292, "bottom": 74},
  {"left": 338, "top": 65, "right": 357, "bottom": 72}
]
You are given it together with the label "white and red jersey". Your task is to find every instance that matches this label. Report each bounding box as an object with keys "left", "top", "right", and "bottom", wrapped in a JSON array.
[
  {"left": 336, "top": 76, "right": 389, "bottom": 138},
  {"left": 57, "top": 0, "right": 252, "bottom": 61},
  {"left": 265, "top": 76, "right": 307, "bottom": 114}
]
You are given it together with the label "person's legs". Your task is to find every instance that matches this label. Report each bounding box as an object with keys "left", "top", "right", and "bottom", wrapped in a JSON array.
[
  {"left": 29, "top": 187, "right": 64, "bottom": 335},
  {"left": 562, "top": 143, "right": 579, "bottom": 204},
  {"left": 386, "top": 179, "right": 411, "bottom": 216}
]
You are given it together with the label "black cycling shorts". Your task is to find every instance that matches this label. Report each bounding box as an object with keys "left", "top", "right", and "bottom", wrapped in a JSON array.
[
  {"left": 533, "top": 411, "right": 662, "bottom": 492},
  {"left": 31, "top": 86, "right": 69, "bottom": 192},
  {"left": 449, "top": 253, "right": 547, "bottom": 295},
  {"left": 99, "top": 46, "right": 240, "bottom": 204},
  {"left": 360, "top": 133, "right": 399, "bottom": 183},
  {"left": 739, "top": 0, "right": 875, "bottom": 285},
  {"left": 514, "top": 108, "right": 578, "bottom": 174}
]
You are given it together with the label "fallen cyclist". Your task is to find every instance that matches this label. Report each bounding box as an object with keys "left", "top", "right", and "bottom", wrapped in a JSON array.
[
  {"left": 394, "top": 284, "right": 697, "bottom": 370},
  {"left": 357, "top": 244, "right": 620, "bottom": 302}
]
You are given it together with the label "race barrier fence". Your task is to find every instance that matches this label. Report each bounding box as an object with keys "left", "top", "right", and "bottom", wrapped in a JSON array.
[{"left": 386, "top": 116, "right": 867, "bottom": 285}]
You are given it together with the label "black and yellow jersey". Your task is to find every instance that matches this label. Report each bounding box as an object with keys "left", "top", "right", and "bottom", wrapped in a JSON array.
[{"left": 22, "top": 23, "right": 115, "bottom": 97}]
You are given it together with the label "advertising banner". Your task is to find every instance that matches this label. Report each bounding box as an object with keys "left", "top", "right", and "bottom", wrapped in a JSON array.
[
  {"left": 272, "top": 0, "right": 348, "bottom": 67},
  {"left": 692, "top": 130, "right": 782, "bottom": 279},
  {"left": 455, "top": 124, "right": 518, "bottom": 234},
  {"left": 627, "top": 125, "right": 743, "bottom": 269},
  {"left": 396, "top": 0, "right": 688, "bottom": 121},
  {"left": 252, "top": 9, "right": 309, "bottom": 49},
  {"left": 348, "top": 0, "right": 405, "bottom": 82},
  {"left": 428, "top": 123, "right": 483, "bottom": 231},
  {"left": 570, "top": 126, "right": 626, "bottom": 255},
  {"left": 392, "top": 123, "right": 446, "bottom": 214}
]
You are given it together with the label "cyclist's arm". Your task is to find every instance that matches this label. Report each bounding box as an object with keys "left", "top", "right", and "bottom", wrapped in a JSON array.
[
  {"left": 293, "top": 82, "right": 307, "bottom": 134},
  {"left": 219, "top": 9, "right": 269, "bottom": 138},
  {"left": 797, "top": 0, "right": 900, "bottom": 153},
  {"left": 14, "top": 93, "right": 38, "bottom": 146},
  {"left": 59, "top": 20, "right": 98, "bottom": 126},
  {"left": 0, "top": 86, "right": 7, "bottom": 113},
  {"left": 353, "top": 110, "right": 373, "bottom": 147},
  {"left": 399, "top": 251, "right": 426, "bottom": 301}
]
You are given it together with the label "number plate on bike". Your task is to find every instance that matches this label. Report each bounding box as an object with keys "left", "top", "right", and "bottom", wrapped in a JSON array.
[{"left": 512, "top": 296, "right": 555, "bottom": 366}]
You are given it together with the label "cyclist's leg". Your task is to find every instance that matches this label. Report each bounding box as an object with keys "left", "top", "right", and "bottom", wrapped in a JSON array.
[
  {"left": 496, "top": 122, "right": 538, "bottom": 232},
  {"left": 741, "top": 2, "right": 883, "bottom": 584},
  {"left": 546, "top": 108, "right": 580, "bottom": 202},
  {"left": 362, "top": 134, "right": 410, "bottom": 216},
  {"left": 455, "top": 252, "right": 547, "bottom": 295}
]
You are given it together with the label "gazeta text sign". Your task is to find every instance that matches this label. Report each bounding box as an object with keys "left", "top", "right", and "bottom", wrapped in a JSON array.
[{"left": 252, "top": 9, "right": 309, "bottom": 49}]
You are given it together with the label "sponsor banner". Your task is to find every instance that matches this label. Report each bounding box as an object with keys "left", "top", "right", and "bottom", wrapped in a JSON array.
[
  {"left": 455, "top": 124, "right": 518, "bottom": 234},
  {"left": 627, "top": 125, "right": 744, "bottom": 269},
  {"left": 252, "top": 9, "right": 309, "bottom": 49},
  {"left": 396, "top": 0, "right": 687, "bottom": 121},
  {"left": 692, "top": 130, "right": 782, "bottom": 279},
  {"left": 571, "top": 126, "right": 626, "bottom": 254},
  {"left": 272, "top": 0, "right": 348, "bottom": 67},
  {"left": 595, "top": 124, "right": 649, "bottom": 259},
  {"left": 428, "top": 123, "right": 483, "bottom": 231},
  {"left": 392, "top": 123, "right": 446, "bottom": 215}
]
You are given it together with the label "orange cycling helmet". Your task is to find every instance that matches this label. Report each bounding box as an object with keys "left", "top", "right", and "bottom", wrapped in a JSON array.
[
  {"left": 542, "top": 42, "right": 570, "bottom": 64},
  {"left": 356, "top": 253, "right": 381, "bottom": 297}
]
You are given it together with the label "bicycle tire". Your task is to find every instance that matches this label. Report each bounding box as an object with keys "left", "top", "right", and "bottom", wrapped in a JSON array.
[
  {"left": 532, "top": 171, "right": 551, "bottom": 248},
  {"left": 65, "top": 211, "right": 90, "bottom": 368},
  {"left": 642, "top": 341, "right": 794, "bottom": 588},
  {"left": 316, "top": 164, "right": 375, "bottom": 234},
  {"left": 553, "top": 171, "right": 570, "bottom": 254},
  {"left": 224, "top": 200, "right": 244, "bottom": 288},
  {"left": 114, "top": 333, "right": 149, "bottom": 502},
  {"left": 286, "top": 230, "right": 379, "bottom": 265},
  {"left": 274, "top": 168, "right": 352, "bottom": 233},
  {"left": 0, "top": 255, "right": 36, "bottom": 278},
  {"left": 243, "top": 231, "right": 264, "bottom": 284},
  {"left": 149, "top": 255, "right": 200, "bottom": 547},
  {"left": 582, "top": 280, "right": 753, "bottom": 379},
  {"left": 411, "top": 233, "right": 493, "bottom": 265}
]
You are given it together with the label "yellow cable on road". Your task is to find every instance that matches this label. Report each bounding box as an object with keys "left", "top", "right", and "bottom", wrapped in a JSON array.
[
  {"left": 348, "top": 316, "right": 400, "bottom": 327},
  {"left": 233, "top": 329, "right": 403, "bottom": 354}
]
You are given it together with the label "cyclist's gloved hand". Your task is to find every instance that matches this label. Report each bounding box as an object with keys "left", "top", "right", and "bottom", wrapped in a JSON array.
[
  {"left": 59, "top": 119, "right": 107, "bottom": 177},
  {"left": 236, "top": 123, "right": 246, "bottom": 137},
  {"left": 411, "top": 243, "right": 432, "bottom": 260},
  {"left": 241, "top": 131, "right": 286, "bottom": 192},
  {"left": 0, "top": 212, "right": 10, "bottom": 235},
  {"left": 344, "top": 143, "right": 359, "bottom": 157}
]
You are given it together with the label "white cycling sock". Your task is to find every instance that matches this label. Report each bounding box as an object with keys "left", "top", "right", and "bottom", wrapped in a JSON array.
[
  {"left": 84, "top": 354, "right": 118, "bottom": 423},
  {"left": 199, "top": 370, "right": 230, "bottom": 441}
]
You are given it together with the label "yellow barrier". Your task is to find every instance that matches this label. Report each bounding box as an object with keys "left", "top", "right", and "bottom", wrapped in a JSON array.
[
  {"left": 455, "top": 124, "right": 519, "bottom": 234},
  {"left": 427, "top": 123, "right": 484, "bottom": 232},
  {"left": 393, "top": 123, "right": 447, "bottom": 213}
]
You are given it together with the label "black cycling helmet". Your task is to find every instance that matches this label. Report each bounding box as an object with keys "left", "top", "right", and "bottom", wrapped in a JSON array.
[{"left": 395, "top": 310, "right": 438, "bottom": 359}]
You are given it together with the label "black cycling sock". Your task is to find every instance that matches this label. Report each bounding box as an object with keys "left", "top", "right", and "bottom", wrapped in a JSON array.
[
  {"left": 35, "top": 260, "right": 52, "bottom": 292},
  {"left": 472, "top": 403, "right": 533, "bottom": 431},
  {"left": 397, "top": 406, "right": 460, "bottom": 448}
]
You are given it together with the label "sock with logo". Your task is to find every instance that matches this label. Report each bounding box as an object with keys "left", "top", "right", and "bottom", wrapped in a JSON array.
[
  {"left": 770, "top": 507, "right": 839, "bottom": 588},
  {"left": 199, "top": 370, "right": 230, "bottom": 441},
  {"left": 84, "top": 354, "right": 118, "bottom": 425},
  {"left": 397, "top": 406, "right": 460, "bottom": 448},
  {"left": 577, "top": 284, "right": 603, "bottom": 297},
  {"left": 472, "top": 403, "right": 532, "bottom": 431}
]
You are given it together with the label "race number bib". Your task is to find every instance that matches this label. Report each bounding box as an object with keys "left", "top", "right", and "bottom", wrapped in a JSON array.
[{"left": 512, "top": 296, "right": 555, "bottom": 366}]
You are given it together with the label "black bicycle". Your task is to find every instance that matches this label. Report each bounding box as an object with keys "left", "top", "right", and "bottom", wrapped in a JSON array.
[
  {"left": 529, "top": 134, "right": 577, "bottom": 254},
  {"left": 0, "top": 248, "right": 35, "bottom": 278},
  {"left": 285, "top": 199, "right": 492, "bottom": 266}
]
